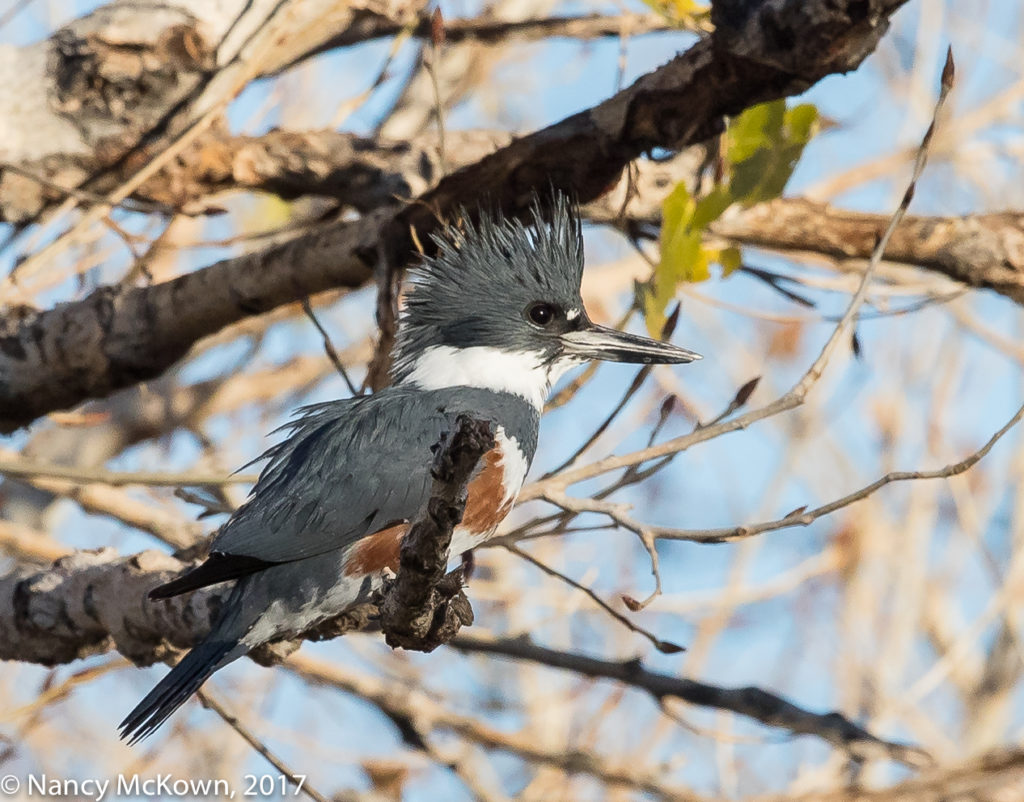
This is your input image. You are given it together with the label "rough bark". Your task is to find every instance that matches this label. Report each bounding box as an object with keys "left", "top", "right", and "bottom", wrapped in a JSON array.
[
  {"left": 0, "top": 539, "right": 920, "bottom": 766},
  {"left": 0, "top": 547, "right": 214, "bottom": 666},
  {"left": 0, "top": 0, "right": 423, "bottom": 223},
  {"left": 709, "top": 198, "right": 1024, "bottom": 304},
  {"left": 0, "top": 3, "right": 675, "bottom": 224},
  {"left": 379, "top": 416, "right": 493, "bottom": 651},
  {"left": 130, "top": 129, "right": 511, "bottom": 212},
  {"left": 0, "top": 0, "right": 909, "bottom": 432}
]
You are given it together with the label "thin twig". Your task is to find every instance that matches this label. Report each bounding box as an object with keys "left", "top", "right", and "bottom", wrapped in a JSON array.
[
  {"left": 0, "top": 459, "right": 256, "bottom": 487},
  {"left": 544, "top": 305, "right": 680, "bottom": 478},
  {"left": 0, "top": 163, "right": 176, "bottom": 215},
  {"left": 301, "top": 298, "right": 359, "bottom": 396},
  {"left": 425, "top": 8, "right": 448, "bottom": 175},
  {"left": 285, "top": 653, "right": 695, "bottom": 800},
  {"left": 505, "top": 543, "right": 684, "bottom": 653},
  {"left": 197, "top": 690, "right": 330, "bottom": 802},
  {"left": 647, "top": 401, "right": 1024, "bottom": 543},
  {"left": 0, "top": 0, "right": 36, "bottom": 32},
  {"left": 2, "top": 6, "right": 290, "bottom": 301}
]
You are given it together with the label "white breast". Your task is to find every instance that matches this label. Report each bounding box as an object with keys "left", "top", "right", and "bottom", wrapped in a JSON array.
[{"left": 495, "top": 427, "right": 529, "bottom": 506}]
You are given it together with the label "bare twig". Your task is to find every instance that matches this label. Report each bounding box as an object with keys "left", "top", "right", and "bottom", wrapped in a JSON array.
[
  {"left": 301, "top": 298, "right": 360, "bottom": 396},
  {"left": 504, "top": 543, "right": 684, "bottom": 654},
  {"left": 0, "top": 520, "right": 70, "bottom": 563},
  {"left": 425, "top": 8, "right": 448, "bottom": 175},
  {"left": 197, "top": 690, "right": 331, "bottom": 802},
  {"left": 0, "top": 459, "right": 256, "bottom": 488},
  {"left": 649, "top": 401, "right": 1024, "bottom": 543},
  {"left": 2, "top": 27, "right": 277, "bottom": 300},
  {"left": 285, "top": 653, "right": 701, "bottom": 800},
  {"left": 544, "top": 305, "right": 680, "bottom": 478}
]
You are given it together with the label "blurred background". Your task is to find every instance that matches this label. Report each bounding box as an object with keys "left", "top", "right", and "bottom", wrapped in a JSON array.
[{"left": 1, "top": 0, "right": 1023, "bottom": 799}]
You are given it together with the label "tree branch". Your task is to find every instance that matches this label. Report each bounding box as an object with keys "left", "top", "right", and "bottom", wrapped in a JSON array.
[
  {"left": 776, "top": 746, "right": 1024, "bottom": 801},
  {"left": 285, "top": 652, "right": 703, "bottom": 800},
  {"left": 379, "top": 415, "right": 493, "bottom": 651},
  {"left": 450, "top": 634, "right": 930, "bottom": 768},
  {"left": 709, "top": 199, "right": 1024, "bottom": 305},
  {"left": 0, "top": 0, "right": 909, "bottom": 432},
  {"left": 0, "top": 417, "right": 491, "bottom": 665},
  {"left": 274, "top": 11, "right": 700, "bottom": 75}
]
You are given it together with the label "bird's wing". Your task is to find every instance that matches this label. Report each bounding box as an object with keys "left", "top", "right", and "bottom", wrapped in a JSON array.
[{"left": 211, "top": 389, "right": 450, "bottom": 565}]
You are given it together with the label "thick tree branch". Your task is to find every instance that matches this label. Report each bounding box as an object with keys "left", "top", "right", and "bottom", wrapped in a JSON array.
[
  {"left": 133, "top": 129, "right": 509, "bottom": 212},
  {"left": 0, "top": 6, "right": 682, "bottom": 224},
  {"left": 0, "top": 546, "right": 930, "bottom": 769},
  {"left": 0, "top": 0, "right": 909, "bottom": 432},
  {"left": 0, "top": 547, "right": 215, "bottom": 666},
  {"left": 0, "top": 539, "right": 929, "bottom": 776},
  {"left": 379, "top": 415, "right": 493, "bottom": 651}
]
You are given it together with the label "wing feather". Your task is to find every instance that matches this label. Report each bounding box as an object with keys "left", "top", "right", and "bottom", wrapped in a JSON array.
[{"left": 210, "top": 390, "right": 446, "bottom": 564}]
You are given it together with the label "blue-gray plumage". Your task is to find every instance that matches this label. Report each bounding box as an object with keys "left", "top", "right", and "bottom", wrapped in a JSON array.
[{"left": 120, "top": 194, "right": 700, "bottom": 744}]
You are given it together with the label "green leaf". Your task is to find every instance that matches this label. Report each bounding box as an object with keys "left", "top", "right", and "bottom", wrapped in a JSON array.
[
  {"left": 727, "top": 100, "right": 819, "bottom": 207},
  {"left": 660, "top": 183, "right": 694, "bottom": 243},
  {"left": 786, "top": 103, "right": 819, "bottom": 145},
  {"left": 690, "top": 185, "right": 734, "bottom": 231},
  {"left": 665, "top": 231, "right": 709, "bottom": 283},
  {"left": 643, "top": 99, "right": 817, "bottom": 331},
  {"left": 727, "top": 100, "right": 784, "bottom": 163},
  {"left": 717, "top": 246, "right": 743, "bottom": 277}
]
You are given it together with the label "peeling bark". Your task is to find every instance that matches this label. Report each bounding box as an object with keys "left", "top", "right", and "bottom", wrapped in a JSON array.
[
  {"left": 0, "top": 0, "right": 422, "bottom": 223},
  {"left": 0, "top": 548, "right": 216, "bottom": 666}
]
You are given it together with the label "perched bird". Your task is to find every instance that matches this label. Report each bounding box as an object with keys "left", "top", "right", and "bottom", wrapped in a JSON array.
[{"left": 120, "top": 195, "right": 700, "bottom": 743}]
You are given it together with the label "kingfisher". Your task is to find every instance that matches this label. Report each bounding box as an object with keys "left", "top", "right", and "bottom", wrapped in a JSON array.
[{"left": 119, "top": 194, "right": 700, "bottom": 743}]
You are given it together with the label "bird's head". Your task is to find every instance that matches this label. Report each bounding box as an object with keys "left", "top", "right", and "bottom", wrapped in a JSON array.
[{"left": 392, "top": 194, "right": 701, "bottom": 409}]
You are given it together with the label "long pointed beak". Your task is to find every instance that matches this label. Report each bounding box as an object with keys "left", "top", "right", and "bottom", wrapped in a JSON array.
[{"left": 561, "top": 324, "right": 702, "bottom": 365}]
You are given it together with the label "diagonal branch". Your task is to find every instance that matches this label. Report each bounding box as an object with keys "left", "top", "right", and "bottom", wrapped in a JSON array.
[{"left": 449, "top": 634, "right": 930, "bottom": 768}]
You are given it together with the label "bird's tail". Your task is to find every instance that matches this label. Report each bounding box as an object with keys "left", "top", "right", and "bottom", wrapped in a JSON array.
[
  {"left": 119, "top": 583, "right": 250, "bottom": 744},
  {"left": 119, "top": 637, "right": 247, "bottom": 744}
]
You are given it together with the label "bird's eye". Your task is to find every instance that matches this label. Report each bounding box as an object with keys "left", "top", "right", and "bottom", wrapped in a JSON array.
[{"left": 527, "top": 302, "right": 556, "bottom": 327}]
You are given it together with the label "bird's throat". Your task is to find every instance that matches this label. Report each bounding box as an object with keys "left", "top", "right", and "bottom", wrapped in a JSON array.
[{"left": 400, "top": 345, "right": 563, "bottom": 410}]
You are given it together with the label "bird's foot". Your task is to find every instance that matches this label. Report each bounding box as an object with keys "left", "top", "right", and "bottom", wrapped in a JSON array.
[{"left": 379, "top": 565, "right": 474, "bottom": 653}]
